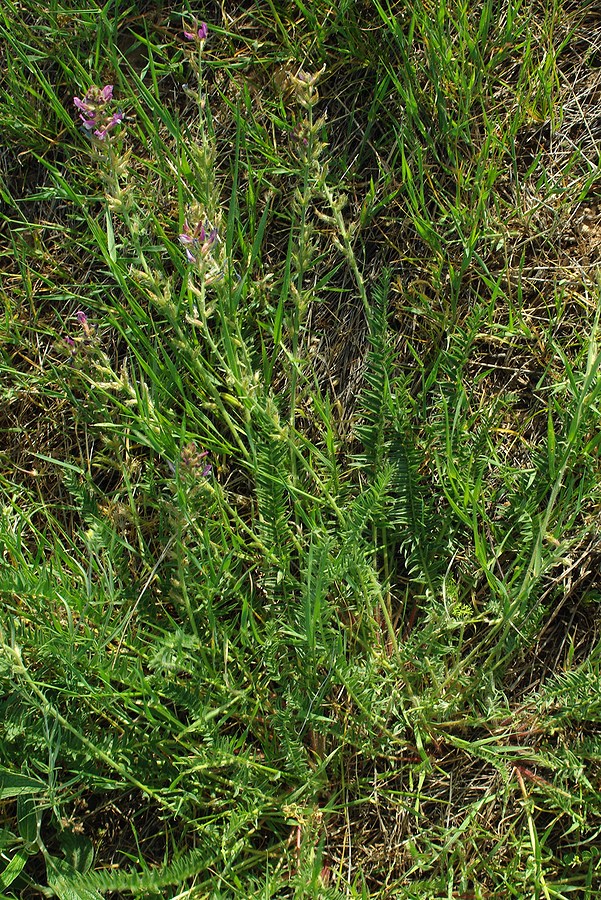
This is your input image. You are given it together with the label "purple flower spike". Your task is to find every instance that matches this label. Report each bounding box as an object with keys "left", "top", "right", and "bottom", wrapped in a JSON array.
[
  {"left": 73, "top": 85, "right": 124, "bottom": 141},
  {"left": 76, "top": 311, "right": 88, "bottom": 325},
  {"left": 178, "top": 442, "right": 212, "bottom": 478},
  {"left": 178, "top": 218, "right": 216, "bottom": 264}
]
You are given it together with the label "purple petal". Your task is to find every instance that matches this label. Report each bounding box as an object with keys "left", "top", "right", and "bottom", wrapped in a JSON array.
[
  {"left": 183, "top": 20, "right": 208, "bottom": 41},
  {"left": 76, "top": 311, "right": 88, "bottom": 324},
  {"left": 185, "top": 247, "right": 197, "bottom": 263},
  {"left": 201, "top": 464, "right": 212, "bottom": 477},
  {"left": 100, "top": 85, "right": 114, "bottom": 101}
]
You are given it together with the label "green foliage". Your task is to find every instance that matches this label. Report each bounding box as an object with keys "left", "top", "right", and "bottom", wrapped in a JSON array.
[{"left": 2, "top": 0, "right": 601, "bottom": 896}]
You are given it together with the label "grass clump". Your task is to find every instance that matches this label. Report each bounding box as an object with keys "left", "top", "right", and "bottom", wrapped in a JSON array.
[{"left": 2, "top": 0, "right": 601, "bottom": 897}]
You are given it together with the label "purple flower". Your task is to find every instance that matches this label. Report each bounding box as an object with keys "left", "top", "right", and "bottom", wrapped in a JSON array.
[
  {"left": 179, "top": 220, "right": 206, "bottom": 245},
  {"left": 178, "top": 219, "right": 217, "bottom": 264},
  {"left": 183, "top": 20, "right": 208, "bottom": 41},
  {"left": 73, "top": 95, "right": 96, "bottom": 131},
  {"left": 178, "top": 442, "right": 212, "bottom": 478},
  {"left": 73, "top": 85, "right": 123, "bottom": 141},
  {"left": 76, "top": 310, "right": 95, "bottom": 340},
  {"left": 94, "top": 111, "right": 124, "bottom": 139},
  {"left": 73, "top": 97, "right": 91, "bottom": 112}
]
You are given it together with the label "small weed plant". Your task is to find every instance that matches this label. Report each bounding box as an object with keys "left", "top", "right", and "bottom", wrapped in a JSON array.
[{"left": 2, "top": 0, "right": 601, "bottom": 897}]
